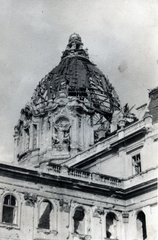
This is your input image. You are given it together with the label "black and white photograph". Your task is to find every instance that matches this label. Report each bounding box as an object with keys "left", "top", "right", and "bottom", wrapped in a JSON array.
[{"left": 0, "top": 1, "right": 157, "bottom": 239}]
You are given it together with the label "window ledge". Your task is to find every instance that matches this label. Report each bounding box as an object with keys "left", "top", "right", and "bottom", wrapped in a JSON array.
[
  {"left": 104, "top": 238, "right": 118, "bottom": 240},
  {"left": 37, "top": 228, "right": 58, "bottom": 235},
  {"left": 0, "top": 223, "right": 20, "bottom": 230},
  {"left": 72, "top": 233, "right": 91, "bottom": 240}
]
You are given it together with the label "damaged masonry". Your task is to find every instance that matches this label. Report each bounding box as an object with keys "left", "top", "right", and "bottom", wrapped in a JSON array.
[{"left": 0, "top": 34, "right": 158, "bottom": 240}]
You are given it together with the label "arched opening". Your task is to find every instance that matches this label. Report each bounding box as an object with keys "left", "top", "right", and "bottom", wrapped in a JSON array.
[
  {"left": 2, "top": 194, "right": 17, "bottom": 224},
  {"left": 38, "top": 200, "right": 53, "bottom": 229},
  {"left": 106, "top": 212, "right": 118, "bottom": 239},
  {"left": 137, "top": 211, "right": 147, "bottom": 240},
  {"left": 73, "top": 206, "right": 85, "bottom": 234}
]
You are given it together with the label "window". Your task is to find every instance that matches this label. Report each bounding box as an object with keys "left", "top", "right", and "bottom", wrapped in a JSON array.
[
  {"left": 78, "top": 116, "right": 81, "bottom": 128},
  {"left": 73, "top": 207, "right": 85, "bottom": 234},
  {"left": 24, "top": 128, "right": 30, "bottom": 151},
  {"left": 33, "top": 124, "right": 37, "bottom": 149},
  {"left": 137, "top": 211, "right": 147, "bottom": 240},
  {"left": 19, "top": 129, "right": 24, "bottom": 154},
  {"left": 38, "top": 201, "right": 53, "bottom": 229},
  {"left": 106, "top": 212, "right": 117, "bottom": 239},
  {"left": 132, "top": 153, "right": 141, "bottom": 174},
  {"left": 2, "top": 194, "right": 17, "bottom": 224}
]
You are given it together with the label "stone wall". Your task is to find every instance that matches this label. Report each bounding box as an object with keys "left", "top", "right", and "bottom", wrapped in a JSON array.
[{"left": 0, "top": 164, "right": 157, "bottom": 240}]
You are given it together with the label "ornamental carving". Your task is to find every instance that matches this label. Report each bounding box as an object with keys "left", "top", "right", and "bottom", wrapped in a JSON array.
[
  {"left": 94, "top": 120, "right": 110, "bottom": 142},
  {"left": 93, "top": 207, "right": 104, "bottom": 217},
  {"left": 24, "top": 192, "right": 37, "bottom": 207},
  {"left": 52, "top": 116, "right": 71, "bottom": 151},
  {"left": 59, "top": 199, "right": 70, "bottom": 213},
  {"left": 122, "top": 212, "right": 129, "bottom": 223},
  {"left": 14, "top": 105, "right": 32, "bottom": 136}
]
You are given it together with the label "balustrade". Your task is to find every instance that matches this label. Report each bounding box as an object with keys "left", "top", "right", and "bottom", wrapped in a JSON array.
[
  {"left": 48, "top": 163, "right": 122, "bottom": 187},
  {"left": 51, "top": 164, "right": 61, "bottom": 173},
  {"left": 68, "top": 168, "right": 91, "bottom": 179}
]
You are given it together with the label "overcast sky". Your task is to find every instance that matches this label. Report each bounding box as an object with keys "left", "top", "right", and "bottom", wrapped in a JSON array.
[{"left": 0, "top": 0, "right": 158, "bottom": 163}]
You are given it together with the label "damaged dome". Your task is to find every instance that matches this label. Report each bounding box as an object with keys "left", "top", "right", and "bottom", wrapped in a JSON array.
[
  {"left": 14, "top": 34, "right": 136, "bottom": 166},
  {"left": 30, "top": 33, "right": 120, "bottom": 124}
]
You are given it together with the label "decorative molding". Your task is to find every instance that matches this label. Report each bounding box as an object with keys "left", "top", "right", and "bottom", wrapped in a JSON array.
[
  {"left": 122, "top": 212, "right": 129, "bottom": 223},
  {"left": 93, "top": 207, "right": 104, "bottom": 217},
  {"left": 59, "top": 199, "right": 70, "bottom": 213},
  {"left": 37, "top": 228, "right": 58, "bottom": 235},
  {"left": 0, "top": 223, "right": 20, "bottom": 231},
  {"left": 24, "top": 192, "right": 37, "bottom": 207},
  {"left": 126, "top": 141, "right": 144, "bottom": 154},
  {"left": 72, "top": 233, "right": 92, "bottom": 240}
]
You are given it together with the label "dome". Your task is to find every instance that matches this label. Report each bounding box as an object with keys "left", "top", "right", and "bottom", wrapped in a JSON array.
[
  {"left": 14, "top": 34, "right": 124, "bottom": 166},
  {"left": 30, "top": 34, "right": 120, "bottom": 123}
]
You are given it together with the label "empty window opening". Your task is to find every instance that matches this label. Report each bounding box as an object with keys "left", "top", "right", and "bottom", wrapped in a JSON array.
[
  {"left": 2, "top": 194, "right": 17, "bottom": 224},
  {"left": 73, "top": 207, "right": 85, "bottom": 234},
  {"left": 38, "top": 201, "right": 53, "bottom": 229},
  {"left": 132, "top": 153, "right": 141, "bottom": 174},
  {"left": 137, "top": 211, "right": 147, "bottom": 240},
  {"left": 24, "top": 128, "right": 30, "bottom": 151},
  {"left": 106, "top": 212, "right": 117, "bottom": 239},
  {"left": 19, "top": 130, "right": 24, "bottom": 154},
  {"left": 33, "top": 124, "right": 37, "bottom": 149}
]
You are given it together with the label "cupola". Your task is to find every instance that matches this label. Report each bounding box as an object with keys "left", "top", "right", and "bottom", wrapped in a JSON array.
[{"left": 14, "top": 34, "right": 135, "bottom": 167}]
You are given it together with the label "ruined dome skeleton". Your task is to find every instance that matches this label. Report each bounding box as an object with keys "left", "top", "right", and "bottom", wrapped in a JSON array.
[{"left": 14, "top": 34, "right": 136, "bottom": 165}]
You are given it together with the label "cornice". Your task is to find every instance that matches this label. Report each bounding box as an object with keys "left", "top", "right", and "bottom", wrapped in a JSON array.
[
  {"left": 0, "top": 162, "right": 157, "bottom": 201},
  {"left": 63, "top": 121, "right": 146, "bottom": 168}
]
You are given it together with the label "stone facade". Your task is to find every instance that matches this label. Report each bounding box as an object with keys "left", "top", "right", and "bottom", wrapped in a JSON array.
[{"left": 0, "top": 34, "right": 157, "bottom": 240}]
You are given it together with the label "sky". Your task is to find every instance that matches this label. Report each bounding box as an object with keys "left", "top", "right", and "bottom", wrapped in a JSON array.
[{"left": 0, "top": 0, "right": 158, "bottom": 163}]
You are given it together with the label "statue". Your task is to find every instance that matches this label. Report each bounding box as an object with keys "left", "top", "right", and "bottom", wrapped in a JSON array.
[
  {"left": 94, "top": 119, "right": 110, "bottom": 142},
  {"left": 52, "top": 117, "right": 71, "bottom": 151}
]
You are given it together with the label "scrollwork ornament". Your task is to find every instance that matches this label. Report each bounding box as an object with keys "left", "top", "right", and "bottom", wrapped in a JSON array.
[
  {"left": 93, "top": 207, "right": 104, "bottom": 217},
  {"left": 24, "top": 192, "right": 37, "bottom": 207},
  {"left": 59, "top": 199, "right": 70, "bottom": 213}
]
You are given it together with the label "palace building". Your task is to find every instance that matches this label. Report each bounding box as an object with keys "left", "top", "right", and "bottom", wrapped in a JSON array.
[{"left": 0, "top": 33, "right": 157, "bottom": 240}]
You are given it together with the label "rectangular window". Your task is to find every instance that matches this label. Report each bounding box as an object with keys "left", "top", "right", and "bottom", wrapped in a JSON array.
[
  {"left": 41, "top": 118, "right": 44, "bottom": 135},
  {"left": 132, "top": 153, "right": 141, "bottom": 174},
  {"left": 78, "top": 117, "right": 82, "bottom": 128},
  {"left": 33, "top": 124, "right": 37, "bottom": 149},
  {"left": 24, "top": 128, "right": 30, "bottom": 151}
]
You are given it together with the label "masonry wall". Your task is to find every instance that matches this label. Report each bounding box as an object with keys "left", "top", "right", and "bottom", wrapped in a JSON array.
[
  {"left": 0, "top": 173, "right": 122, "bottom": 240},
  {"left": 84, "top": 120, "right": 158, "bottom": 180},
  {"left": 85, "top": 152, "right": 124, "bottom": 178},
  {"left": 0, "top": 167, "right": 157, "bottom": 240}
]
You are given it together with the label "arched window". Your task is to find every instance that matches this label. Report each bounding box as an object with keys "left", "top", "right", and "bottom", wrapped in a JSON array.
[
  {"left": 38, "top": 200, "right": 53, "bottom": 229},
  {"left": 73, "top": 206, "right": 85, "bottom": 234},
  {"left": 2, "top": 194, "right": 17, "bottom": 224},
  {"left": 106, "top": 212, "right": 118, "bottom": 239},
  {"left": 137, "top": 211, "right": 147, "bottom": 240}
]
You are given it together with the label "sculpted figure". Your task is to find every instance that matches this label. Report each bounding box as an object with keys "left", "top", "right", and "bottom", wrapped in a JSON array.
[
  {"left": 94, "top": 119, "right": 110, "bottom": 142},
  {"left": 52, "top": 117, "right": 71, "bottom": 150}
]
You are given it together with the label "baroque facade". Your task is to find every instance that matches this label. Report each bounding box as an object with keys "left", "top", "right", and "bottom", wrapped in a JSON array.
[{"left": 0, "top": 33, "right": 157, "bottom": 240}]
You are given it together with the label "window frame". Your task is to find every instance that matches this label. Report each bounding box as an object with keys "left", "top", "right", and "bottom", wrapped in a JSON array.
[
  {"left": 105, "top": 211, "right": 118, "bottom": 240},
  {"left": 73, "top": 206, "right": 86, "bottom": 235},
  {"left": 0, "top": 193, "right": 20, "bottom": 230},
  {"left": 37, "top": 199, "right": 57, "bottom": 234},
  {"left": 38, "top": 200, "right": 53, "bottom": 230},
  {"left": 132, "top": 152, "right": 141, "bottom": 175},
  {"left": 32, "top": 123, "right": 38, "bottom": 149},
  {"left": 136, "top": 210, "right": 147, "bottom": 240}
]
